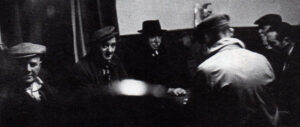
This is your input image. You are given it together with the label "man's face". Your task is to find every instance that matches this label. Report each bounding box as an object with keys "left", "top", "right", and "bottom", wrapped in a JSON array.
[
  {"left": 147, "top": 35, "right": 162, "bottom": 50},
  {"left": 266, "top": 31, "right": 284, "bottom": 48},
  {"left": 258, "top": 25, "right": 272, "bottom": 37},
  {"left": 16, "top": 57, "right": 42, "bottom": 84},
  {"left": 258, "top": 25, "right": 272, "bottom": 48},
  {"left": 100, "top": 37, "right": 117, "bottom": 61}
]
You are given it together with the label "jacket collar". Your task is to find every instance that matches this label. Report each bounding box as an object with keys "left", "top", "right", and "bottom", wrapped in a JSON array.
[
  {"left": 26, "top": 77, "right": 43, "bottom": 92},
  {"left": 89, "top": 53, "right": 118, "bottom": 67},
  {"left": 206, "top": 37, "right": 246, "bottom": 55}
]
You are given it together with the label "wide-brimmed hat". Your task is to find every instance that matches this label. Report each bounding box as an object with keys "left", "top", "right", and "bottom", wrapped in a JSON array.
[
  {"left": 7, "top": 42, "right": 46, "bottom": 58},
  {"left": 90, "top": 26, "right": 118, "bottom": 46},
  {"left": 138, "top": 20, "right": 166, "bottom": 35},
  {"left": 196, "top": 14, "right": 230, "bottom": 34},
  {"left": 254, "top": 14, "right": 282, "bottom": 26}
]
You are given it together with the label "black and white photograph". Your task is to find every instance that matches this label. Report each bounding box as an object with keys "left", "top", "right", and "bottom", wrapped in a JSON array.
[{"left": 0, "top": 0, "right": 300, "bottom": 127}]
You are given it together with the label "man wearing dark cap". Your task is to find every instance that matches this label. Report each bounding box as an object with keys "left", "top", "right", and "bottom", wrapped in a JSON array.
[
  {"left": 188, "top": 14, "right": 279, "bottom": 127},
  {"left": 73, "top": 26, "right": 127, "bottom": 92},
  {"left": 71, "top": 26, "right": 132, "bottom": 127},
  {"left": 0, "top": 42, "right": 57, "bottom": 127},
  {"left": 266, "top": 22, "right": 299, "bottom": 73},
  {"left": 265, "top": 22, "right": 300, "bottom": 126},
  {"left": 254, "top": 14, "right": 282, "bottom": 50}
]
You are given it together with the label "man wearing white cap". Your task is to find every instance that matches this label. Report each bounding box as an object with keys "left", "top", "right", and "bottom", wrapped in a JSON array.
[
  {"left": 6, "top": 42, "right": 56, "bottom": 101},
  {"left": 0, "top": 42, "right": 57, "bottom": 127}
]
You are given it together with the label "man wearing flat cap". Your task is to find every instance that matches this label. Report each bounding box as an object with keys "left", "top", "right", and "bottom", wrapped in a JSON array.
[
  {"left": 254, "top": 14, "right": 286, "bottom": 79},
  {"left": 265, "top": 22, "right": 300, "bottom": 126},
  {"left": 188, "top": 14, "right": 279, "bottom": 127},
  {"left": 0, "top": 42, "right": 58, "bottom": 127},
  {"left": 255, "top": 14, "right": 282, "bottom": 50},
  {"left": 70, "top": 26, "right": 129, "bottom": 126},
  {"left": 263, "top": 22, "right": 295, "bottom": 78},
  {"left": 73, "top": 26, "right": 127, "bottom": 93}
]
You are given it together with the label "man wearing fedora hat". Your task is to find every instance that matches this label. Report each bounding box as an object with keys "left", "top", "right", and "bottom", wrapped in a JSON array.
[
  {"left": 188, "top": 14, "right": 279, "bottom": 127},
  {"left": 117, "top": 20, "right": 190, "bottom": 127},
  {"left": 0, "top": 42, "right": 58, "bottom": 126},
  {"left": 124, "top": 20, "right": 188, "bottom": 96},
  {"left": 138, "top": 20, "right": 167, "bottom": 53},
  {"left": 73, "top": 26, "right": 127, "bottom": 92}
]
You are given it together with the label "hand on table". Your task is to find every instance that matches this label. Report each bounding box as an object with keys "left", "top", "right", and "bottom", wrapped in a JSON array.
[{"left": 167, "top": 88, "right": 187, "bottom": 96}]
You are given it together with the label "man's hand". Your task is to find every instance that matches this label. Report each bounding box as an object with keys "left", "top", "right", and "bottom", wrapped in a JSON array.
[{"left": 167, "top": 88, "right": 187, "bottom": 96}]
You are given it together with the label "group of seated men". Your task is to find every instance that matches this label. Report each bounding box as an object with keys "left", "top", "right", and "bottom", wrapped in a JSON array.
[{"left": 0, "top": 13, "right": 299, "bottom": 127}]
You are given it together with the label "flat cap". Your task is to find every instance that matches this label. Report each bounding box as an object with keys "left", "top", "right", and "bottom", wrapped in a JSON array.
[
  {"left": 90, "top": 26, "right": 118, "bottom": 46},
  {"left": 7, "top": 42, "right": 46, "bottom": 58},
  {"left": 268, "top": 22, "right": 292, "bottom": 38},
  {"left": 254, "top": 14, "right": 282, "bottom": 26},
  {"left": 196, "top": 14, "right": 230, "bottom": 34}
]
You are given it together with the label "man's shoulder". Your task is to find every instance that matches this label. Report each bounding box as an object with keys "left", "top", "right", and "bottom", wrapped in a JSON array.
[
  {"left": 198, "top": 48, "right": 269, "bottom": 73},
  {"left": 41, "top": 81, "right": 58, "bottom": 98},
  {"left": 73, "top": 55, "right": 94, "bottom": 70},
  {"left": 77, "top": 54, "right": 92, "bottom": 64}
]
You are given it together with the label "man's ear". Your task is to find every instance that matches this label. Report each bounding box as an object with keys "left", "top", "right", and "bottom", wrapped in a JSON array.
[
  {"left": 282, "top": 37, "right": 291, "bottom": 46},
  {"left": 204, "top": 34, "right": 210, "bottom": 42},
  {"left": 282, "top": 37, "right": 290, "bottom": 42}
]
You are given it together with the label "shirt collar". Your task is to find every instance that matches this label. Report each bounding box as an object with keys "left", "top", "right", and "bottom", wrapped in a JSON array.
[
  {"left": 27, "top": 77, "right": 43, "bottom": 92},
  {"left": 207, "top": 37, "right": 246, "bottom": 55}
]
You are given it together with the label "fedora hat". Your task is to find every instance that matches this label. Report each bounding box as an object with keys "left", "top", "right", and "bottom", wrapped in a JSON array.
[
  {"left": 90, "top": 26, "right": 118, "bottom": 46},
  {"left": 138, "top": 20, "right": 166, "bottom": 35}
]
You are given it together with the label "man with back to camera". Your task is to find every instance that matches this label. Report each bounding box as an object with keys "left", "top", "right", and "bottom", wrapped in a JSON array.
[{"left": 188, "top": 14, "right": 280, "bottom": 127}]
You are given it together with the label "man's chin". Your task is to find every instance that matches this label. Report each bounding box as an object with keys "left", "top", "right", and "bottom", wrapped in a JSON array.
[
  {"left": 23, "top": 76, "right": 35, "bottom": 83},
  {"left": 103, "top": 55, "right": 113, "bottom": 61},
  {"left": 150, "top": 45, "right": 159, "bottom": 50}
]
